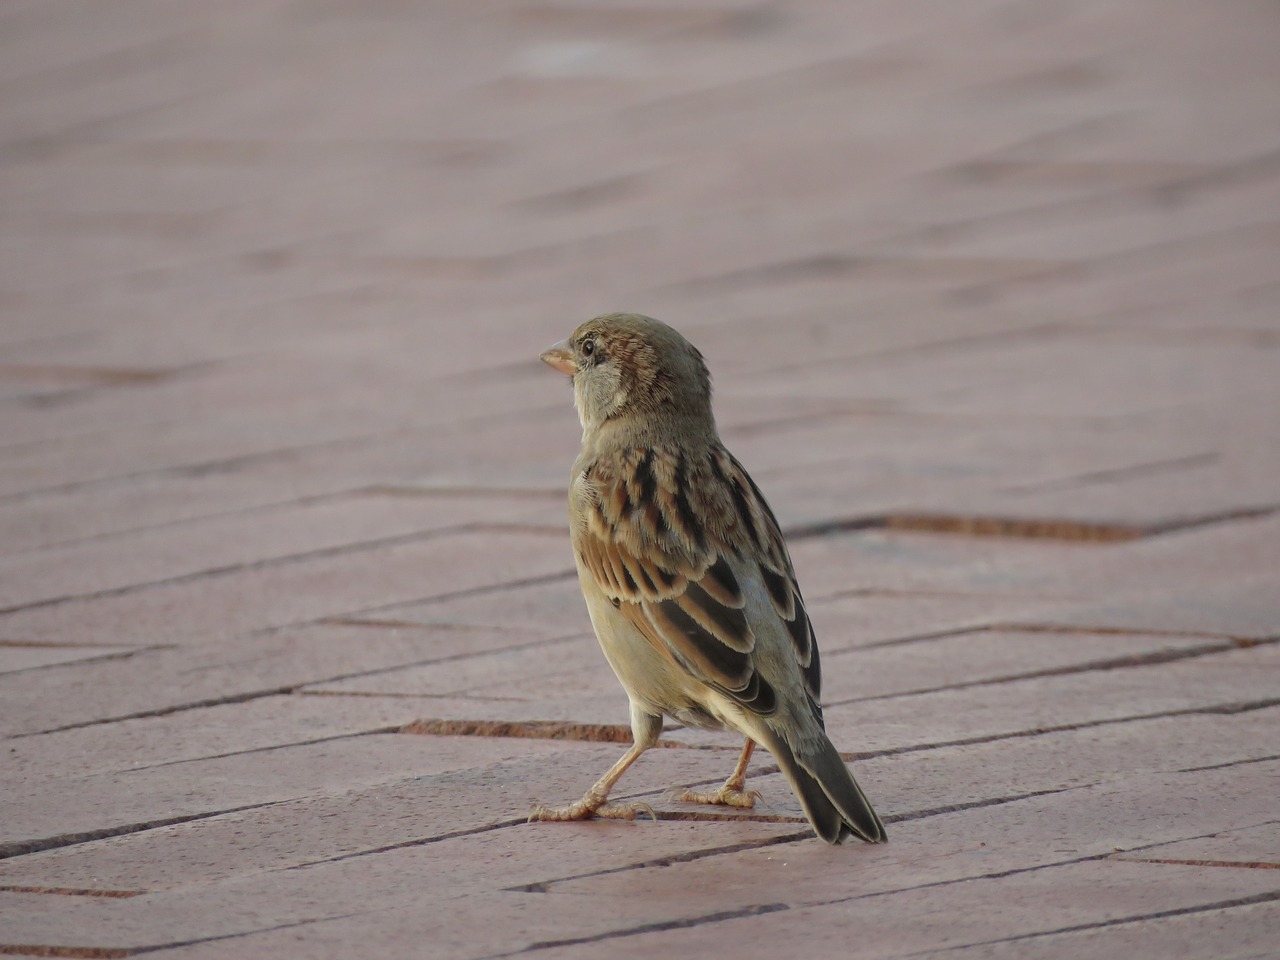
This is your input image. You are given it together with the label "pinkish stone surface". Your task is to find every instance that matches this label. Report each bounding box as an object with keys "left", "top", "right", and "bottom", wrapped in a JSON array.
[{"left": 1, "top": 0, "right": 1277, "bottom": 957}]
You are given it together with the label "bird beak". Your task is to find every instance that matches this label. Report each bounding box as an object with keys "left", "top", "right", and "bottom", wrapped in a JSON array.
[{"left": 539, "top": 339, "right": 576, "bottom": 376}]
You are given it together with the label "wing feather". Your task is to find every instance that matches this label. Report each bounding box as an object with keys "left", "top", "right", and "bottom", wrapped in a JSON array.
[{"left": 574, "top": 444, "right": 824, "bottom": 714}]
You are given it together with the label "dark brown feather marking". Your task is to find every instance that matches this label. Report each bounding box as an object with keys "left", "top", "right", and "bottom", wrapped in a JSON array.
[
  {"left": 738, "top": 458, "right": 784, "bottom": 533},
  {"left": 624, "top": 450, "right": 655, "bottom": 527},
  {"left": 648, "top": 598, "right": 775, "bottom": 715},
  {"left": 652, "top": 564, "right": 681, "bottom": 590},
  {"left": 650, "top": 599, "right": 752, "bottom": 688},
  {"left": 632, "top": 448, "right": 656, "bottom": 513},
  {"left": 760, "top": 565, "right": 793, "bottom": 617},
  {"left": 649, "top": 500, "right": 670, "bottom": 540},
  {"left": 786, "top": 602, "right": 813, "bottom": 664},
  {"left": 607, "top": 475, "right": 629, "bottom": 521},
  {"left": 802, "top": 623, "right": 822, "bottom": 701},
  {"left": 672, "top": 453, "right": 708, "bottom": 552},
  {"left": 699, "top": 554, "right": 744, "bottom": 607},
  {"left": 736, "top": 672, "right": 778, "bottom": 715},
  {"left": 631, "top": 559, "right": 658, "bottom": 596},
  {"left": 705, "top": 451, "right": 740, "bottom": 552},
  {"left": 809, "top": 691, "right": 825, "bottom": 729},
  {"left": 726, "top": 474, "right": 760, "bottom": 550},
  {"left": 603, "top": 540, "right": 629, "bottom": 597},
  {"left": 707, "top": 449, "right": 729, "bottom": 485},
  {"left": 675, "top": 581, "right": 754, "bottom": 652}
]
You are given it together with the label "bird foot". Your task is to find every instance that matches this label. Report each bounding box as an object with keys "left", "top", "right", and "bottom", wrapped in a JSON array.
[
  {"left": 676, "top": 783, "right": 762, "bottom": 809},
  {"left": 596, "top": 800, "right": 658, "bottom": 821},
  {"left": 529, "top": 796, "right": 657, "bottom": 823}
]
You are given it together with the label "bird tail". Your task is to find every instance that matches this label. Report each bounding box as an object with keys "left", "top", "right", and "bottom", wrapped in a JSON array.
[{"left": 760, "top": 727, "right": 887, "bottom": 845}]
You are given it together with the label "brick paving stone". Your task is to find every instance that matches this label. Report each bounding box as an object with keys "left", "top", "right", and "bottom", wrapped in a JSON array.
[
  {"left": 605, "top": 760, "right": 1280, "bottom": 898},
  {"left": 751, "top": 335, "right": 1280, "bottom": 421},
  {"left": 304, "top": 688, "right": 652, "bottom": 733},
  {"left": 307, "top": 631, "right": 614, "bottom": 701},
  {"left": 1095, "top": 514, "right": 1280, "bottom": 588},
  {"left": 942, "top": 900, "right": 1280, "bottom": 960},
  {"left": 1148, "top": 567, "right": 1280, "bottom": 632},
  {"left": 0, "top": 642, "right": 138, "bottom": 673},
  {"left": 818, "top": 627, "right": 1231, "bottom": 698},
  {"left": 0, "top": 473, "right": 321, "bottom": 555},
  {"left": 348, "top": 575, "right": 592, "bottom": 636},
  {"left": 511, "top": 765, "right": 1280, "bottom": 947},
  {"left": 805, "top": 592, "right": 1083, "bottom": 651},
  {"left": 1025, "top": 571, "right": 1280, "bottom": 641},
  {"left": 781, "top": 530, "right": 1101, "bottom": 599},
  {"left": 877, "top": 709, "right": 1280, "bottom": 818},
  {"left": 788, "top": 514, "right": 1280, "bottom": 612},
  {"left": 0, "top": 623, "right": 557, "bottom": 736},
  {"left": 0, "top": 528, "right": 572, "bottom": 649},
  {"left": 0, "top": 364, "right": 571, "bottom": 496},
  {"left": 0, "top": 742, "right": 747, "bottom": 892},
  {"left": 0, "top": 491, "right": 558, "bottom": 609},
  {"left": 0, "top": 334, "right": 573, "bottom": 448},
  {"left": 1, "top": 733, "right": 579, "bottom": 857},
  {"left": 0, "top": 887, "right": 733, "bottom": 960},
  {"left": 535, "top": 860, "right": 1280, "bottom": 960},
  {"left": 0, "top": 416, "right": 572, "bottom": 554},
  {"left": 90, "top": 700, "right": 1259, "bottom": 868},
  {"left": 5, "top": 693, "right": 429, "bottom": 780},
  {"left": 821, "top": 645, "right": 1280, "bottom": 754},
  {"left": 0, "top": 409, "right": 386, "bottom": 499},
  {"left": 724, "top": 415, "right": 1227, "bottom": 529},
  {"left": 123, "top": 894, "right": 1280, "bottom": 960},
  {"left": 67, "top": 763, "right": 1278, "bottom": 959},
  {"left": 1075, "top": 286, "right": 1280, "bottom": 338},
  {"left": 661, "top": 708, "right": 1280, "bottom": 828},
  {"left": 1115, "top": 821, "right": 1280, "bottom": 868}
]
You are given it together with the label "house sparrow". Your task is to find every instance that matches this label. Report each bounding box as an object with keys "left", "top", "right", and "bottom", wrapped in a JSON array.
[{"left": 530, "top": 313, "right": 886, "bottom": 845}]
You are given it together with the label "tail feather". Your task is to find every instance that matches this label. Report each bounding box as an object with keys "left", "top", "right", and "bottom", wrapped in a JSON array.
[{"left": 762, "top": 730, "right": 887, "bottom": 845}]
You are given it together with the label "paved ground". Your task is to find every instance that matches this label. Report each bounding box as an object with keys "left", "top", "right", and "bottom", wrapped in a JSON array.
[{"left": 2, "top": 1, "right": 1278, "bottom": 957}]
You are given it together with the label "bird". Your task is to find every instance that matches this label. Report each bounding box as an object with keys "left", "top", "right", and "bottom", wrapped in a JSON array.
[{"left": 529, "top": 312, "right": 887, "bottom": 845}]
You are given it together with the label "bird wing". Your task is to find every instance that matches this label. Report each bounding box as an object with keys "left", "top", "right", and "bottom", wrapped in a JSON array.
[{"left": 572, "top": 444, "right": 821, "bottom": 716}]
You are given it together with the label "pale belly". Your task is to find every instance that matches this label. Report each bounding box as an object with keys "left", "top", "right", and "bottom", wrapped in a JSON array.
[{"left": 579, "top": 574, "right": 732, "bottom": 731}]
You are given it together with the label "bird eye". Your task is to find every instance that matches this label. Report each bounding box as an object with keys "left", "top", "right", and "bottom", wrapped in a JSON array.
[{"left": 580, "top": 337, "right": 596, "bottom": 358}]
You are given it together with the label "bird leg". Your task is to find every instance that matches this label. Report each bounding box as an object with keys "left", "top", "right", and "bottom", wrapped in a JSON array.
[
  {"left": 678, "top": 738, "right": 761, "bottom": 808},
  {"left": 528, "top": 739, "right": 657, "bottom": 823}
]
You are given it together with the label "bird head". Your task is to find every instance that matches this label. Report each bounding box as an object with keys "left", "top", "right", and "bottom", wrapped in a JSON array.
[{"left": 540, "top": 313, "right": 715, "bottom": 440}]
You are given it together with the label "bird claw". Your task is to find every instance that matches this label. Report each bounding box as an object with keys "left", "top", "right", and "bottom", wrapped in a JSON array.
[
  {"left": 528, "top": 799, "right": 596, "bottom": 822},
  {"left": 596, "top": 800, "right": 657, "bottom": 821},
  {"left": 528, "top": 798, "right": 657, "bottom": 823},
  {"left": 676, "top": 784, "right": 762, "bottom": 809}
]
